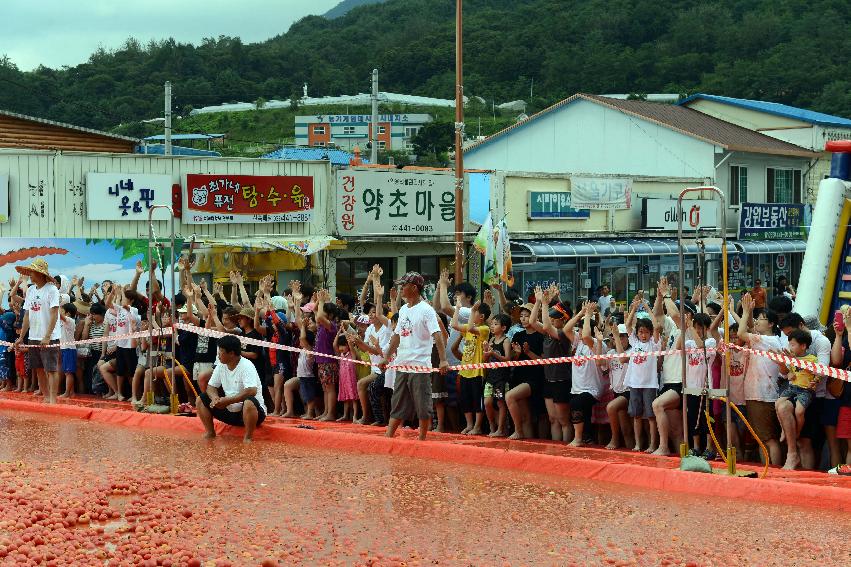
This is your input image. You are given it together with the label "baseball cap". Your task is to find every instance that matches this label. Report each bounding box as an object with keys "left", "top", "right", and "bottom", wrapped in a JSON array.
[{"left": 394, "top": 271, "right": 425, "bottom": 289}]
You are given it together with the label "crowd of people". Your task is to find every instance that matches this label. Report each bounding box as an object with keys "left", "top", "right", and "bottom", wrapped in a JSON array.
[{"left": 1, "top": 255, "right": 849, "bottom": 471}]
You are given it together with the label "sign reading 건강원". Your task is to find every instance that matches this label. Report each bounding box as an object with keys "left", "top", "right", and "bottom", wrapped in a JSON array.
[
  {"left": 336, "top": 169, "right": 457, "bottom": 236},
  {"left": 86, "top": 173, "right": 173, "bottom": 220}
]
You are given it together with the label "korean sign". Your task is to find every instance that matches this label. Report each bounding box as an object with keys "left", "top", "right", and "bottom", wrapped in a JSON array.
[
  {"left": 641, "top": 198, "right": 718, "bottom": 230},
  {"left": 738, "top": 202, "right": 810, "bottom": 240},
  {"left": 335, "top": 169, "right": 457, "bottom": 236},
  {"left": 0, "top": 175, "right": 8, "bottom": 223},
  {"left": 184, "top": 174, "right": 314, "bottom": 224},
  {"left": 85, "top": 173, "right": 172, "bottom": 221},
  {"left": 527, "top": 191, "right": 590, "bottom": 220},
  {"left": 569, "top": 177, "right": 632, "bottom": 210}
]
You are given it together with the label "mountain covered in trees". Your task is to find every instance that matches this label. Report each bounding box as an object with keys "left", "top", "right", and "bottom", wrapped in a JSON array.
[
  {"left": 1, "top": 0, "right": 849, "bottom": 132},
  {"left": 323, "top": 0, "right": 389, "bottom": 19}
]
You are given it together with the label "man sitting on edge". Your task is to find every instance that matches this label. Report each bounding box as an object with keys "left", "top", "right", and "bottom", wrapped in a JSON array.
[{"left": 196, "top": 334, "right": 266, "bottom": 442}]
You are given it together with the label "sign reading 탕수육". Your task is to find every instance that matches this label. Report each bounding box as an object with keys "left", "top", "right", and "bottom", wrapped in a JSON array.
[
  {"left": 335, "top": 169, "right": 457, "bottom": 236},
  {"left": 184, "top": 174, "right": 314, "bottom": 224}
]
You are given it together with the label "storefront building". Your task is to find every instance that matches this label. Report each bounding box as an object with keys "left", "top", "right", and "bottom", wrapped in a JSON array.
[{"left": 464, "top": 94, "right": 818, "bottom": 304}]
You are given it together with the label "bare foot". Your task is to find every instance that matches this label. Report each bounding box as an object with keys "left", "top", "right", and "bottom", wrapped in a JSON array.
[
  {"left": 569, "top": 439, "right": 584, "bottom": 448},
  {"left": 319, "top": 415, "right": 335, "bottom": 422},
  {"left": 202, "top": 432, "right": 216, "bottom": 439},
  {"left": 605, "top": 442, "right": 620, "bottom": 450},
  {"left": 58, "top": 392, "right": 69, "bottom": 399},
  {"left": 645, "top": 445, "right": 658, "bottom": 454},
  {"left": 507, "top": 431, "right": 524, "bottom": 440},
  {"left": 467, "top": 428, "right": 483, "bottom": 436},
  {"left": 243, "top": 437, "right": 253, "bottom": 443},
  {"left": 354, "top": 418, "right": 367, "bottom": 425},
  {"left": 652, "top": 447, "right": 672, "bottom": 457},
  {"left": 783, "top": 453, "right": 800, "bottom": 471},
  {"left": 632, "top": 445, "right": 643, "bottom": 452},
  {"left": 369, "top": 421, "right": 383, "bottom": 427},
  {"left": 33, "top": 389, "right": 42, "bottom": 396},
  {"left": 282, "top": 412, "right": 296, "bottom": 419},
  {"left": 434, "top": 425, "right": 446, "bottom": 433},
  {"left": 461, "top": 426, "right": 472, "bottom": 435},
  {"left": 489, "top": 429, "right": 507, "bottom": 438},
  {"left": 117, "top": 396, "right": 128, "bottom": 402}
]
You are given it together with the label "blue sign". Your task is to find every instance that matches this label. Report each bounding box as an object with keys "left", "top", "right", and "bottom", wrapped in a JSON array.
[
  {"left": 738, "top": 202, "right": 810, "bottom": 240},
  {"left": 527, "top": 191, "right": 590, "bottom": 220}
]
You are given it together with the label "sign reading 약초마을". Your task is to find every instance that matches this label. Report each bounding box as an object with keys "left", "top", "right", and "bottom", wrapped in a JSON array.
[
  {"left": 569, "top": 176, "right": 632, "bottom": 210},
  {"left": 527, "top": 191, "right": 590, "bottom": 219},
  {"left": 335, "top": 169, "right": 457, "bottom": 236},
  {"left": 184, "top": 174, "right": 314, "bottom": 224},
  {"left": 85, "top": 173, "right": 173, "bottom": 220},
  {"left": 738, "top": 202, "right": 810, "bottom": 240}
]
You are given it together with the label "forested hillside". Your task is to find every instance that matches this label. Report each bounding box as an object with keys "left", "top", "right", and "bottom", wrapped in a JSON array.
[{"left": 1, "top": 0, "right": 849, "bottom": 131}]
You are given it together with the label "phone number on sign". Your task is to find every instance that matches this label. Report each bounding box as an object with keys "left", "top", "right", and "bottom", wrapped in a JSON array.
[{"left": 392, "top": 224, "right": 434, "bottom": 232}]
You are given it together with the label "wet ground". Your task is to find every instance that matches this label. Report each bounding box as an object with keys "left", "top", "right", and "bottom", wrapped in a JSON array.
[{"left": 0, "top": 410, "right": 849, "bottom": 566}]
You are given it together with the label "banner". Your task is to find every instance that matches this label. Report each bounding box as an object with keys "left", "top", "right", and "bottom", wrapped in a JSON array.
[
  {"left": 184, "top": 174, "right": 314, "bottom": 224},
  {"left": 527, "top": 191, "right": 589, "bottom": 219},
  {"left": 641, "top": 198, "right": 719, "bottom": 230},
  {"left": 335, "top": 169, "right": 456, "bottom": 236},
  {"left": 569, "top": 177, "right": 632, "bottom": 210},
  {"left": 474, "top": 213, "right": 498, "bottom": 285},
  {"left": 86, "top": 173, "right": 173, "bottom": 221},
  {"left": 738, "top": 202, "right": 810, "bottom": 240},
  {"left": 496, "top": 219, "right": 514, "bottom": 286}
]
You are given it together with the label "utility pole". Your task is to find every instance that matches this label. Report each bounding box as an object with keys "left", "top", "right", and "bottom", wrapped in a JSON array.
[
  {"left": 453, "top": 0, "right": 465, "bottom": 284},
  {"left": 370, "top": 69, "right": 379, "bottom": 164},
  {"left": 164, "top": 81, "right": 172, "bottom": 156}
]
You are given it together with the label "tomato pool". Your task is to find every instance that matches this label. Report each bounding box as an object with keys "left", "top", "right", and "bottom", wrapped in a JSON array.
[{"left": 0, "top": 410, "right": 848, "bottom": 567}]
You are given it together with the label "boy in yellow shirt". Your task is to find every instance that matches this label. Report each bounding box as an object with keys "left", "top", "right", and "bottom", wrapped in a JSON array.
[
  {"left": 452, "top": 298, "right": 491, "bottom": 435},
  {"left": 776, "top": 328, "right": 820, "bottom": 469}
]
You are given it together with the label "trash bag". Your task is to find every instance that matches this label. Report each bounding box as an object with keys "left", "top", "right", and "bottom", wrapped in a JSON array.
[{"left": 680, "top": 455, "right": 712, "bottom": 473}]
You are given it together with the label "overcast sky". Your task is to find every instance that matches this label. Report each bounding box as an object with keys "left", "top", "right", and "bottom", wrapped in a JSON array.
[{"left": 1, "top": 0, "right": 340, "bottom": 71}]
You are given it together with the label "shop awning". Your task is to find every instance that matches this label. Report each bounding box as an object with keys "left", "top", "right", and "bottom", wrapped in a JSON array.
[
  {"left": 193, "top": 236, "right": 345, "bottom": 256},
  {"left": 512, "top": 238, "right": 724, "bottom": 259},
  {"left": 731, "top": 239, "right": 807, "bottom": 254}
]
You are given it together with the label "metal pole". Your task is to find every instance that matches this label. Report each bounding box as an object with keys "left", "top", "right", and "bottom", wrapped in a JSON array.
[
  {"left": 677, "top": 199, "right": 688, "bottom": 458},
  {"left": 164, "top": 81, "right": 172, "bottom": 156},
  {"left": 453, "top": 0, "right": 464, "bottom": 284},
  {"left": 370, "top": 69, "right": 379, "bottom": 164},
  {"left": 148, "top": 205, "right": 177, "bottom": 412}
]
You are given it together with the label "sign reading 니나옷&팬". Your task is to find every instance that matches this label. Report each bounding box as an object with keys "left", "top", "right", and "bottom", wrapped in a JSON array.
[
  {"left": 738, "top": 202, "right": 810, "bottom": 240},
  {"left": 335, "top": 169, "right": 456, "bottom": 236},
  {"left": 569, "top": 176, "right": 632, "bottom": 210},
  {"left": 641, "top": 198, "right": 719, "bottom": 230},
  {"left": 86, "top": 173, "right": 172, "bottom": 221},
  {"left": 184, "top": 174, "right": 314, "bottom": 224},
  {"left": 527, "top": 191, "right": 590, "bottom": 220}
]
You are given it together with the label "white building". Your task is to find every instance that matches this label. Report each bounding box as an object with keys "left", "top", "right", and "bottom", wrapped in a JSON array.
[{"left": 463, "top": 93, "right": 819, "bottom": 305}]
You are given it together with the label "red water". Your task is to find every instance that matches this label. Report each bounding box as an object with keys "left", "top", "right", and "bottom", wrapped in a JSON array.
[{"left": 0, "top": 410, "right": 849, "bottom": 567}]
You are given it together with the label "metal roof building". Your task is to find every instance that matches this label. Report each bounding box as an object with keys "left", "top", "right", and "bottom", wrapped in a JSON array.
[
  {"left": 262, "top": 146, "right": 366, "bottom": 167},
  {"left": 0, "top": 109, "right": 138, "bottom": 153},
  {"left": 678, "top": 94, "right": 851, "bottom": 128}
]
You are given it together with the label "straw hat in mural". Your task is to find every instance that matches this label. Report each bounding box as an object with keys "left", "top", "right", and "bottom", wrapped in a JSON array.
[{"left": 15, "top": 258, "right": 55, "bottom": 282}]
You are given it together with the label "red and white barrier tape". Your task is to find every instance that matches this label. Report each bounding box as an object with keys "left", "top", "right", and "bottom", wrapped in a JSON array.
[{"left": 7, "top": 323, "right": 850, "bottom": 384}]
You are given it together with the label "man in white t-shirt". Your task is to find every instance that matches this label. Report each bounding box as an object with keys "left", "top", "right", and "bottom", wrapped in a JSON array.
[
  {"left": 385, "top": 272, "right": 449, "bottom": 440},
  {"left": 14, "top": 259, "right": 62, "bottom": 404},
  {"left": 197, "top": 334, "right": 266, "bottom": 442},
  {"left": 597, "top": 285, "right": 614, "bottom": 316}
]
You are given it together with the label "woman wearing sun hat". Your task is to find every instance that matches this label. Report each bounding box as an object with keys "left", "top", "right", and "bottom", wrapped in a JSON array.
[{"left": 12, "top": 258, "right": 62, "bottom": 404}]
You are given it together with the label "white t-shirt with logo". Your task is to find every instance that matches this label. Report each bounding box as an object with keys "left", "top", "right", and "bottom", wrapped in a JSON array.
[
  {"left": 208, "top": 356, "right": 266, "bottom": 414},
  {"left": 608, "top": 348, "right": 630, "bottom": 394},
  {"left": 394, "top": 300, "right": 440, "bottom": 368},
  {"left": 744, "top": 334, "right": 781, "bottom": 402},
  {"left": 728, "top": 348, "right": 748, "bottom": 406},
  {"left": 23, "top": 283, "right": 61, "bottom": 341},
  {"left": 684, "top": 338, "right": 716, "bottom": 389},
  {"left": 105, "top": 306, "right": 137, "bottom": 349},
  {"left": 572, "top": 339, "right": 603, "bottom": 399},
  {"left": 60, "top": 316, "right": 76, "bottom": 346},
  {"left": 364, "top": 322, "right": 392, "bottom": 374},
  {"left": 661, "top": 316, "right": 683, "bottom": 385},
  {"left": 624, "top": 334, "right": 661, "bottom": 389}
]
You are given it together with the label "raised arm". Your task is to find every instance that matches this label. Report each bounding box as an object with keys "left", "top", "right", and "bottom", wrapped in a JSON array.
[
  {"left": 528, "top": 287, "right": 545, "bottom": 333},
  {"left": 581, "top": 300, "right": 596, "bottom": 348},
  {"left": 373, "top": 278, "right": 390, "bottom": 327},
  {"left": 130, "top": 260, "right": 144, "bottom": 292},
  {"left": 437, "top": 269, "right": 453, "bottom": 317},
  {"left": 737, "top": 293, "right": 755, "bottom": 343},
  {"left": 491, "top": 284, "right": 509, "bottom": 315}
]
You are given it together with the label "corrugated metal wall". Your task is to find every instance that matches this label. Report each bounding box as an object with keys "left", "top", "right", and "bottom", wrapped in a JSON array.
[
  {"left": 0, "top": 150, "right": 333, "bottom": 239},
  {"left": 0, "top": 115, "right": 136, "bottom": 153}
]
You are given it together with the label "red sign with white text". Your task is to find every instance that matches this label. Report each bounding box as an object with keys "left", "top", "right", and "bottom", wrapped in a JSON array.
[{"left": 184, "top": 174, "right": 314, "bottom": 224}]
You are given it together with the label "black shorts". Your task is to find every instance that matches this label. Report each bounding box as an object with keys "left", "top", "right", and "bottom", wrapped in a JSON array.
[
  {"left": 660, "top": 383, "right": 682, "bottom": 396},
  {"left": 799, "top": 397, "right": 825, "bottom": 441},
  {"left": 199, "top": 392, "right": 265, "bottom": 427},
  {"left": 115, "top": 347, "right": 138, "bottom": 377},
  {"left": 614, "top": 390, "right": 630, "bottom": 401},
  {"left": 459, "top": 376, "right": 484, "bottom": 413},
  {"left": 570, "top": 391, "right": 598, "bottom": 424},
  {"left": 544, "top": 380, "right": 572, "bottom": 404}
]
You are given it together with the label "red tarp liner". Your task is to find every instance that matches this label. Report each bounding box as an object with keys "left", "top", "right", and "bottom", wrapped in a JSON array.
[{"left": 1, "top": 395, "right": 850, "bottom": 511}]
